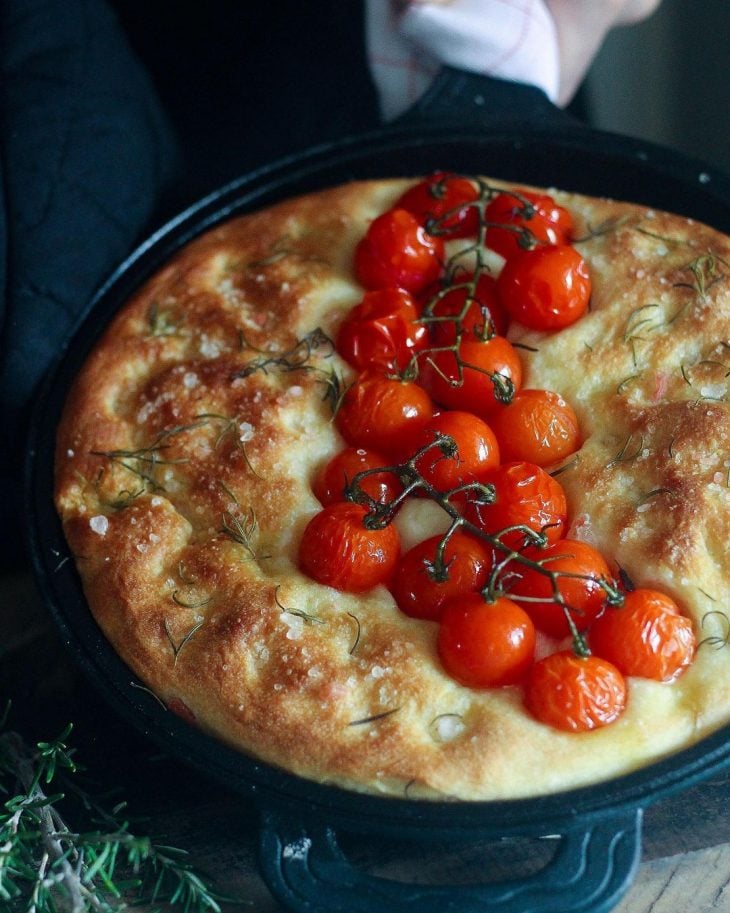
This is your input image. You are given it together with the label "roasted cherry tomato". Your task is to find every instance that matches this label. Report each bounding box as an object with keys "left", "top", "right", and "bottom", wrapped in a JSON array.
[
  {"left": 486, "top": 190, "right": 573, "bottom": 261},
  {"left": 509, "top": 539, "right": 612, "bottom": 638},
  {"left": 313, "top": 447, "right": 400, "bottom": 507},
  {"left": 422, "top": 336, "right": 523, "bottom": 419},
  {"left": 497, "top": 245, "right": 591, "bottom": 331},
  {"left": 407, "top": 411, "right": 500, "bottom": 493},
  {"left": 354, "top": 208, "right": 445, "bottom": 293},
  {"left": 396, "top": 172, "right": 480, "bottom": 237},
  {"left": 298, "top": 502, "right": 400, "bottom": 592},
  {"left": 463, "top": 461, "right": 567, "bottom": 550},
  {"left": 438, "top": 595, "right": 536, "bottom": 688},
  {"left": 336, "top": 372, "right": 434, "bottom": 457},
  {"left": 489, "top": 389, "right": 580, "bottom": 467},
  {"left": 337, "top": 287, "right": 428, "bottom": 374},
  {"left": 589, "top": 589, "right": 696, "bottom": 682},
  {"left": 525, "top": 651, "right": 627, "bottom": 732},
  {"left": 425, "top": 273, "right": 509, "bottom": 343},
  {"left": 391, "top": 532, "right": 493, "bottom": 621}
]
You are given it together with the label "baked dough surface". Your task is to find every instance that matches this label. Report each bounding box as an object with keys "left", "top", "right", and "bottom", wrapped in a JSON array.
[{"left": 55, "top": 178, "right": 730, "bottom": 799}]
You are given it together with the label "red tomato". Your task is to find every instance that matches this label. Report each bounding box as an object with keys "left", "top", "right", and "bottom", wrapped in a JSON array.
[
  {"left": 463, "top": 461, "right": 567, "bottom": 549},
  {"left": 589, "top": 589, "right": 696, "bottom": 682},
  {"left": 354, "top": 209, "right": 445, "bottom": 293},
  {"left": 525, "top": 651, "right": 627, "bottom": 732},
  {"left": 407, "top": 411, "right": 500, "bottom": 493},
  {"left": 425, "top": 273, "right": 509, "bottom": 343},
  {"left": 422, "top": 336, "right": 523, "bottom": 419},
  {"left": 509, "top": 539, "right": 612, "bottom": 638},
  {"left": 497, "top": 245, "right": 591, "bottom": 331},
  {"left": 336, "top": 372, "right": 434, "bottom": 457},
  {"left": 486, "top": 190, "right": 573, "bottom": 260},
  {"left": 313, "top": 447, "right": 400, "bottom": 507},
  {"left": 438, "top": 595, "right": 536, "bottom": 688},
  {"left": 391, "top": 532, "right": 493, "bottom": 621},
  {"left": 298, "top": 502, "right": 400, "bottom": 592},
  {"left": 489, "top": 389, "right": 580, "bottom": 467},
  {"left": 336, "top": 287, "right": 428, "bottom": 374},
  {"left": 396, "top": 171, "right": 480, "bottom": 237}
]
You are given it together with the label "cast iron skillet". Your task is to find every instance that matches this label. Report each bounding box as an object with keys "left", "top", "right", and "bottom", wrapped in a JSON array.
[{"left": 25, "top": 72, "right": 730, "bottom": 913}]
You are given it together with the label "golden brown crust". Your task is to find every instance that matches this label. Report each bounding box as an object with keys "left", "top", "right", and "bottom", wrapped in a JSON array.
[{"left": 55, "top": 179, "right": 730, "bottom": 800}]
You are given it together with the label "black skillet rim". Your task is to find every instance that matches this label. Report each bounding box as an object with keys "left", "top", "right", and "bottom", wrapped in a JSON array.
[{"left": 25, "top": 121, "right": 730, "bottom": 840}]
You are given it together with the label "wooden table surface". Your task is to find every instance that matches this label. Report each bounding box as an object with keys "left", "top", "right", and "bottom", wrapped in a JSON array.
[{"left": 4, "top": 568, "right": 729, "bottom": 913}]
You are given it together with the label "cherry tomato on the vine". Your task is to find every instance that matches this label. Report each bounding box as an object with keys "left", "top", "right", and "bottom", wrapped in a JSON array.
[
  {"left": 396, "top": 171, "right": 480, "bottom": 238},
  {"left": 337, "top": 287, "right": 428, "bottom": 374},
  {"left": 463, "top": 461, "right": 567, "bottom": 550},
  {"left": 336, "top": 371, "right": 434, "bottom": 457},
  {"left": 589, "top": 588, "right": 696, "bottom": 682},
  {"left": 354, "top": 208, "right": 445, "bottom": 293},
  {"left": 489, "top": 389, "right": 580, "bottom": 467},
  {"left": 422, "top": 335, "right": 523, "bottom": 419},
  {"left": 438, "top": 595, "right": 536, "bottom": 688},
  {"left": 391, "top": 532, "right": 493, "bottom": 621},
  {"left": 524, "top": 651, "right": 627, "bottom": 732},
  {"left": 407, "top": 411, "right": 500, "bottom": 493},
  {"left": 425, "top": 273, "right": 509, "bottom": 343},
  {"left": 497, "top": 245, "right": 591, "bottom": 331},
  {"left": 298, "top": 502, "right": 400, "bottom": 593},
  {"left": 313, "top": 446, "right": 400, "bottom": 507},
  {"left": 509, "top": 539, "right": 612, "bottom": 638},
  {"left": 486, "top": 190, "right": 573, "bottom": 261}
]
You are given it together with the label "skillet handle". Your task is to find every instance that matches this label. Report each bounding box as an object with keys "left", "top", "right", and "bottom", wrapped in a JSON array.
[
  {"left": 392, "top": 66, "right": 582, "bottom": 132},
  {"left": 258, "top": 806, "right": 642, "bottom": 913}
]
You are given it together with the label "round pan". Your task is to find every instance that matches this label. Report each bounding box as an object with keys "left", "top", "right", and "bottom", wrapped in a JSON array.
[{"left": 25, "top": 72, "right": 730, "bottom": 913}]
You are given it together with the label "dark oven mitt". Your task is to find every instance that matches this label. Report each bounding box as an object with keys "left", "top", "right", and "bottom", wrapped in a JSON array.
[{"left": 0, "top": 0, "right": 179, "bottom": 565}]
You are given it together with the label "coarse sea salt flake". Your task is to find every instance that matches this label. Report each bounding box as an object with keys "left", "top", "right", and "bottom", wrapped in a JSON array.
[
  {"left": 239, "top": 421, "right": 255, "bottom": 442},
  {"left": 183, "top": 372, "right": 199, "bottom": 389},
  {"left": 89, "top": 515, "right": 109, "bottom": 536},
  {"left": 199, "top": 336, "right": 222, "bottom": 358},
  {"left": 434, "top": 715, "right": 466, "bottom": 742},
  {"left": 700, "top": 384, "right": 726, "bottom": 399}
]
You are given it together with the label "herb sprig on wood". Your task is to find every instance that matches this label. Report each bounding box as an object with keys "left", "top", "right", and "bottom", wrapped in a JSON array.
[{"left": 0, "top": 713, "right": 235, "bottom": 913}]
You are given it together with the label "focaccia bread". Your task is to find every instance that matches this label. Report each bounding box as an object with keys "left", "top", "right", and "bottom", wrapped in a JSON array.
[{"left": 55, "top": 177, "right": 730, "bottom": 800}]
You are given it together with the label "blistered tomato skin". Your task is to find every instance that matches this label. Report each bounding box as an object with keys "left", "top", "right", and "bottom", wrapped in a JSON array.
[
  {"left": 391, "top": 532, "right": 492, "bottom": 621},
  {"left": 463, "top": 461, "right": 567, "bottom": 549},
  {"left": 525, "top": 651, "right": 627, "bottom": 732},
  {"left": 313, "top": 446, "right": 400, "bottom": 507},
  {"left": 489, "top": 389, "right": 580, "bottom": 467},
  {"left": 486, "top": 190, "right": 573, "bottom": 261},
  {"left": 337, "top": 287, "right": 429, "bottom": 374},
  {"left": 336, "top": 372, "right": 434, "bottom": 457},
  {"left": 298, "top": 502, "right": 400, "bottom": 593},
  {"left": 438, "top": 596, "right": 536, "bottom": 688},
  {"left": 497, "top": 245, "right": 591, "bottom": 331},
  {"left": 396, "top": 172, "right": 480, "bottom": 237},
  {"left": 426, "top": 273, "right": 510, "bottom": 342},
  {"left": 408, "top": 410, "right": 500, "bottom": 492},
  {"left": 509, "top": 539, "right": 612, "bottom": 638},
  {"left": 354, "top": 209, "right": 445, "bottom": 293},
  {"left": 422, "top": 336, "right": 523, "bottom": 419},
  {"left": 589, "top": 589, "right": 696, "bottom": 682}
]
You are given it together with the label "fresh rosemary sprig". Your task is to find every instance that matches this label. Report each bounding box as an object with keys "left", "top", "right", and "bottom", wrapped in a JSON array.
[{"left": 0, "top": 718, "right": 233, "bottom": 912}]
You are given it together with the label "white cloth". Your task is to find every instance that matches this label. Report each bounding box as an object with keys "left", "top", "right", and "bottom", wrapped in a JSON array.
[{"left": 365, "top": 0, "right": 560, "bottom": 121}]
